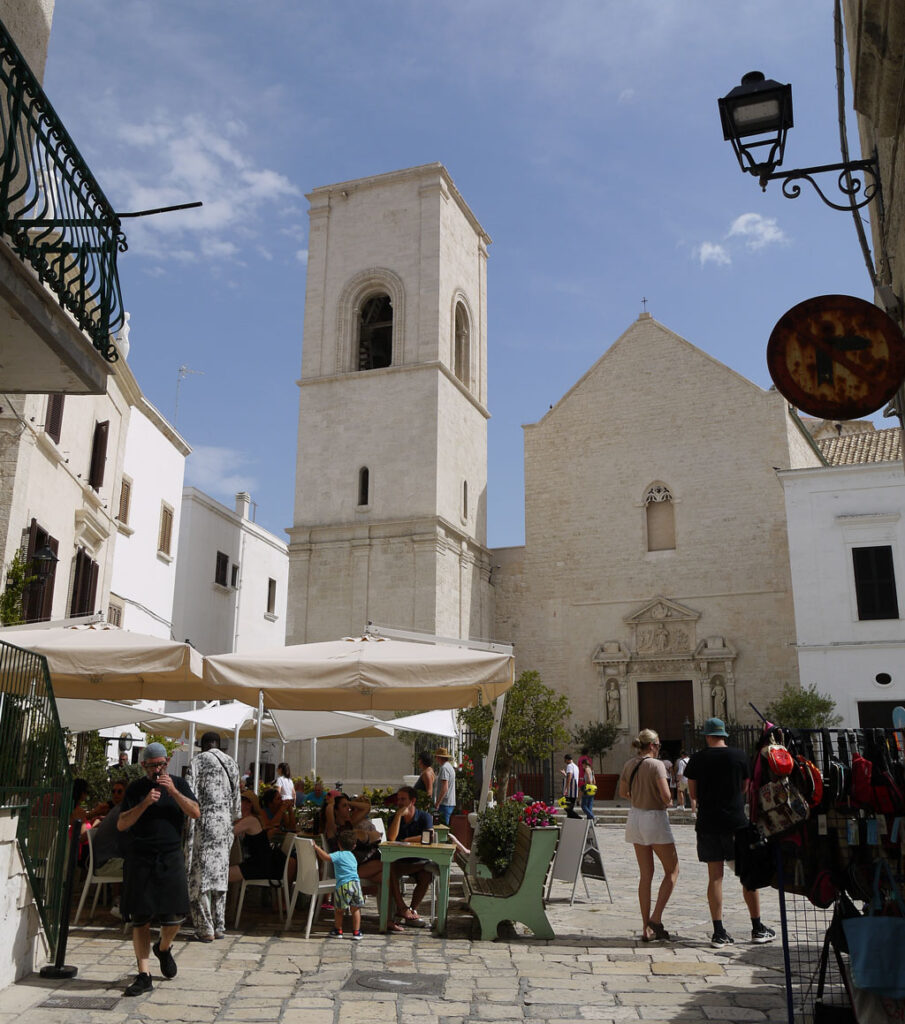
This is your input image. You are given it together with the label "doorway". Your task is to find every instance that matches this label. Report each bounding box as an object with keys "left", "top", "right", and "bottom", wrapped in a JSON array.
[{"left": 637, "top": 680, "right": 694, "bottom": 760}]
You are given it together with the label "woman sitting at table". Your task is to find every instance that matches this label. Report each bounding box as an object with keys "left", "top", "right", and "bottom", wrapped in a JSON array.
[
  {"left": 228, "top": 794, "right": 278, "bottom": 890},
  {"left": 259, "top": 787, "right": 292, "bottom": 838},
  {"left": 325, "top": 792, "right": 383, "bottom": 889}
]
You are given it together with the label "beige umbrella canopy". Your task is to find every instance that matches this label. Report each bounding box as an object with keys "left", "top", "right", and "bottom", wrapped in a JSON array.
[
  {"left": 0, "top": 624, "right": 208, "bottom": 701},
  {"left": 203, "top": 636, "right": 514, "bottom": 712}
]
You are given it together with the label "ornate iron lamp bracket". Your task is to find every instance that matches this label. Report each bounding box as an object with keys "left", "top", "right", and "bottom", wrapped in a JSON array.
[{"left": 757, "top": 156, "right": 880, "bottom": 212}]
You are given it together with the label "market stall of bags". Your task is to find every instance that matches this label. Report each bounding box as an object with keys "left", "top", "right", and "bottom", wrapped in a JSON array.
[{"left": 736, "top": 723, "right": 905, "bottom": 1024}]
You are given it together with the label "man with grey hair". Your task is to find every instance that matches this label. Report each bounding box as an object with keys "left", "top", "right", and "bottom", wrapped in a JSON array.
[
  {"left": 186, "top": 731, "right": 241, "bottom": 942},
  {"left": 118, "top": 743, "right": 200, "bottom": 997}
]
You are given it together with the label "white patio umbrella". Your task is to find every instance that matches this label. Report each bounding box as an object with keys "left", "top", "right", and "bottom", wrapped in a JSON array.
[
  {"left": 54, "top": 698, "right": 168, "bottom": 733},
  {"left": 0, "top": 623, "right": 208, "bottom": 700}
]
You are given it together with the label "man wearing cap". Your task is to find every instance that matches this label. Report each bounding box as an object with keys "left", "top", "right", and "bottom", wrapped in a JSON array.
[
  {"left": 117, "top": 743, "right": 200, "bottom": 996},
  {"left": 185, "top": 731, "right": 241, "bottom": 942},
  {"left": 432, "top": 748, "right": 456, "bottom": 826},
  {"left": 684, "top": 718, "right": 776, "bottom": 949}
]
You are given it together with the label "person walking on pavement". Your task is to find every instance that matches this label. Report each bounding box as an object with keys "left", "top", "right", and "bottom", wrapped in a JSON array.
[
  {"left": 117, "top": 743, "right": 200, "bottom": 996},
  {"left": 561, "top": 754, "right": 581, "bottom": 818},
  {"left": 684, "top": 717, "right": 776, "bottom": 948},
  {"left": 185, "top": 731, "right": 241, "bottom": 942},
  {"left": 432, "top": 747, "right": 457, "bottom": 826},
  {"left": 618, "top": 729, "right": 678, "bottom": 942}
]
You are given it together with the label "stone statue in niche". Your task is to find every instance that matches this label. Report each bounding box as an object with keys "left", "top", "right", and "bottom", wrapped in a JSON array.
[
  {"left": 654, "top": 623, "right": 669, "bottom": 651},
  {"left": 639, "top": 627, "right": 653, "bottom": 651},
  {"left": 711, "top": 681, "right": 727, "bottom": 719},
  {"left": 606, "top": 680, "right": 621, "bottom": 723}
]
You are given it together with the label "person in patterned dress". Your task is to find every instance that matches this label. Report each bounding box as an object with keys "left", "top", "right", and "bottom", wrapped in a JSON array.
[{"left": 185, "top": 732, "right": 241, "bottom": 941}]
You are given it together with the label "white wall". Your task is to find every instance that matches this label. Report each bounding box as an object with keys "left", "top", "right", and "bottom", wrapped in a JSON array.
[
  {"left": 781, "top": 462, "right": 905, "bottom": 726},
  {"left": 172, "top": 488, "right": 288, "bottom": 655},
  {"left": 109, "top": 398, "right": 189, "bottom": 637}
]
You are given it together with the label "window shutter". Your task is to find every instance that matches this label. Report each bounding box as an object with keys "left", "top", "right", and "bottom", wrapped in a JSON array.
[
  {"left": 88, "top": 420, "right": 109, "bottom": 491},
  {"left": 40, "top": 535, "right": 58, "bottom": 621},
  {"left": 45, "top": 394, "right": 65, "bottom": 443},
  {"left": 215, "top": 551, "right": 229, "bottom": 586},
  {"left": 118, "top": 479, "right": 132, "bottom": 524},
  {"left": 158, "top": 505, "right": 173, "bottom": 554}
]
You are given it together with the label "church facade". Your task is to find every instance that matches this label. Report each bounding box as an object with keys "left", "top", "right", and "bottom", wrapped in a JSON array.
[{"left": 287, "top": 164, "right": 825, "bottom": 783}]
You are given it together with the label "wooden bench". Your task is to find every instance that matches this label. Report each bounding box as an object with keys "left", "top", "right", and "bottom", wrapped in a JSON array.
[{"left": 462, "top": 822, "right": 559, "bottom": 940}]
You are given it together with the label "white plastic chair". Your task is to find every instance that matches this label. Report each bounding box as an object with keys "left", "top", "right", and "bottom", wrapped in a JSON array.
[
  {"left": 74, "top": 828, "right": 123, "bottom": 925},
  {"left": 372, "top": 817, "right": 387, "bottom": 841},
  {"left": 284, "top": 836, "right": 336, "bottom": 938},
  {"left": 234, "top": 832, "right": 294, "bottom": 928}
]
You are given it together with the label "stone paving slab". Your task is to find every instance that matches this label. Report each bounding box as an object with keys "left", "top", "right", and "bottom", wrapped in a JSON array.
[{"left": 1, "top": 823, "right": 794, "bottom": 1023}]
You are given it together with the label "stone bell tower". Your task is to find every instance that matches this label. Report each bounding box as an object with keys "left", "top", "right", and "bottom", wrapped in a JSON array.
[{"left": 286, "top": 164, "right": 493, "bottom": 644}]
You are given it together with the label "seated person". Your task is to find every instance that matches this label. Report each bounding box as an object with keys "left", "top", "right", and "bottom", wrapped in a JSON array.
[
  {"left": 385, "top": 785, "right": 433, "bottom": 931},
  {"left": 229, "top": 795, "right": 277, "bottom": 887},
  {"left": 324, "top": 792, "right": 383, "bottom": 890},
  {"left": 296, "top": 778, "right": 326, "bottom": 809},
  {"left": 259, "top": 787, "right": 293, "bottom": 838},
  {"left": 87, "top": 779, "right": 127, "bottom": 915}
]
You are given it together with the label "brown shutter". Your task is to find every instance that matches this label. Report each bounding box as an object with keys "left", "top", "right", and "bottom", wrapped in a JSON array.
[
  {"left": 117, "top": 478, "right": 132, "bottom": 524},
  {"left": 70, "top": 548, "right": 98, "bottom": 617},
  {"left": 158, "top": 506, "right": 173, "bottom": 554},
  {"left": 88, "top": 420, "right": 109, "bottom": 491},
  {"left": 45, "top": 395, "right": 65, "bottom": 443},
  {"left": 40, "top": 534, "right": 58, "bottom": 621}
]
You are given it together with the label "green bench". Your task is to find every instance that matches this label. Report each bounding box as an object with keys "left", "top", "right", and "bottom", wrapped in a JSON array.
[{"left": 462, "top": 822, "right": 559, "bottom": 940}]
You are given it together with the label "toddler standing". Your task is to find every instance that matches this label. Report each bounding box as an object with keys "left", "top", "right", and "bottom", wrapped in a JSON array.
[{"left": 314, "top": 829, "right": 364, "bottom": 940}]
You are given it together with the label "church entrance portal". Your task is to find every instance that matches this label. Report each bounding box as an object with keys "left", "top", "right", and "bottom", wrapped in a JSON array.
[{"left": 637, "top": 680, "right": 693, "bottom": 760}]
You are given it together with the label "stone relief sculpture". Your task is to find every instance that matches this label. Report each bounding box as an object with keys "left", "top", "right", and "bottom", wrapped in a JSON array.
[
  {"left": 654, "top": 623, "right": 669, "bottom": 651},
  {"left": 606, "top": 680, "right": 621, "bottom": 723},
  {"left": 711, "top": 680, "right": 727, "bottom": 719}
]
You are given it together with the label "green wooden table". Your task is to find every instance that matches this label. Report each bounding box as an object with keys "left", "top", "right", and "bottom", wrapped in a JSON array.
[{"left": 377, "top": 841, "right": 456, "bottom": 935}]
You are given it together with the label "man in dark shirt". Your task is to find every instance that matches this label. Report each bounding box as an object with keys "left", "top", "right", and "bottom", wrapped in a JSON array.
[
  {"left": 385, "top": 785, "right": 433, "bottom": 929},
  {"left": 117, "top": 743, "right": 200, "bottom": 997},
  {"left": 685, "top": 718, "right": 775, "bottom": 949}
]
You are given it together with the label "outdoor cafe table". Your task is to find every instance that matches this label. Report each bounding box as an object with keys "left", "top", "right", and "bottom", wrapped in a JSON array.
[{"left": 377, "top": 841, "right": 456, "bottom": 935}]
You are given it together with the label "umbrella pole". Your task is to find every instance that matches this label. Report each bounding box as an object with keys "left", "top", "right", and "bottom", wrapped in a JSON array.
[
  {"left": 253, "top": 690, "right": 264, "bottom": 791},
  {"left": 233, "top": 721, "right": 240, "bottom": 761},
  {"left": 470, "top": 694, "right": 506, "bottom": 875},
  {"left": 187, "top": 701, "right": 197, "bottom": 763},
  {"left": 311, "top": 737, "right": 317, "bottom": 777}
]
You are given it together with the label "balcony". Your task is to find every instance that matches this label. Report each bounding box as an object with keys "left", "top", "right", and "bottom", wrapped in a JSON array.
[{"left": 0, "top": 17, "right": 125, "bottom": 394}]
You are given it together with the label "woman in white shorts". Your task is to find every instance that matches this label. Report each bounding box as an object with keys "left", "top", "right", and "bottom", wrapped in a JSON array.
[{"left": 619, "top": 729, "right": 679, "bottom": 942}]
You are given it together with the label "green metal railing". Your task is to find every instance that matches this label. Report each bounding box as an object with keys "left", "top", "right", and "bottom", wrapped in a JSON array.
[
  {"left": 0, "top": 18, "right": 124, "bottom": 361},
  {"left": 0, "top": 639, "right": 72, "bottom": 959}
]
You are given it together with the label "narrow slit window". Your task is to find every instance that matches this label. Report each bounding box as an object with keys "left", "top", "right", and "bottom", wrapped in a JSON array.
[
  {"left": 358, "top": 467, "right": 370, "bottom": 507},
  {"left": 454, "top": 301, "right": 470, "bottom": 387},
  {"left": 267, "top": 578, "right": 277, "bottom": 616},
  {"left": 463, "top": 480, "right": 468, "bottom": 519}
]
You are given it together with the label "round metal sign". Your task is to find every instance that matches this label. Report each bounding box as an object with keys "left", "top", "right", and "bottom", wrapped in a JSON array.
[{"left": 767, "top": 294, "right": 905, "bottom": 419}]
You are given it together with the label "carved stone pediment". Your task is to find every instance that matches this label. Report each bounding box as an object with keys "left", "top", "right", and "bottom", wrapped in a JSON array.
[
  {"left": 592, "top": 640, "right": 630, "bottom": 675},
  {"left": 625, "top": 595, "right": 699, "bottom": 655},
  {"left": 694, "top": 636, "right": 737, "bottom": 673}
]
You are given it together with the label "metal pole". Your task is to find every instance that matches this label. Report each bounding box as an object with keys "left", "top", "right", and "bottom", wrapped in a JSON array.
[
  {"left": 253, "top": 690, "right": 263, "bottom": 791},
  {"left": 468, "top": 694, "right": 506, "bottom": 876},
  {"left": 311, "top": 737, "right": 317, "bottom": 777},
  {"left": 39, "top": 821, "right": 79, "bottom": 978},
  {"left": 187, "top": 701, "right": 197, "bottom": 765}
]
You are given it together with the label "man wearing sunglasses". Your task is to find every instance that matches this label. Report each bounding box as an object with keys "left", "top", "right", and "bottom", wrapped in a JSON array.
[{"left": 117, "top": 743, "right": 200, "bottom": 997}]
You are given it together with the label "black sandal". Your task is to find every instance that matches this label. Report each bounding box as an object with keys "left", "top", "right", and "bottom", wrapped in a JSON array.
[{"left": 648, "top": 921, "right": 671, "bottom": 941}]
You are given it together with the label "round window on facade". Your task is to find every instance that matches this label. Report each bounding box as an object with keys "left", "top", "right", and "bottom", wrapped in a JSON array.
[{"left": 875, "top": 672, "right": 892, "bottom": 686}]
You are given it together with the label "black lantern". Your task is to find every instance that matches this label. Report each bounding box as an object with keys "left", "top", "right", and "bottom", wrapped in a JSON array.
[
  {"left": 718, "top": 70, "right": 879, "bottom": 210},
  {"left": 718, "top": 71, "right": 793, "bottom": 185},
  {"left": 31, "top": 544, "right": 59, "bottom": 584}
]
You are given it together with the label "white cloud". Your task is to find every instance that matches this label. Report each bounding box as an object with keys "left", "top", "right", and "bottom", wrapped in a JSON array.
[
  {"left": 185, "top": 445, "right": 259, "bottom": 497},
  {"left": 617, "top": 88, "right": 635, "bottom": 104},
  {"left": 695, "top": 242, "right": 731, "bottom": 266},
  {"left": 295, "top": 249, "right": 309, "bottom": 265},
  {"left": 727, "top": 212, "right": 787, "bottom": 250}
]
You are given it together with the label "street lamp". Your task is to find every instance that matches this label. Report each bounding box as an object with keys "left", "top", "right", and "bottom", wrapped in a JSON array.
[
  {"left": 31, "top": 544, "right": 58, "bottom": 585},
  {"left": 718, "top": 71, "right": 880, "bottom": 211}
]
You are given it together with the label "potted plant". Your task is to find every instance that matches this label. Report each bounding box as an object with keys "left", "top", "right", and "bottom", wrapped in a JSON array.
[
  {"left": 572, "top": 720, "right": 621, "bottom": 800},
  {"left": 449, "top": 753, "right": 477, "bottom": 847},
  {"left": 473, "top": 794, "right": 558, "bottom": 877}
]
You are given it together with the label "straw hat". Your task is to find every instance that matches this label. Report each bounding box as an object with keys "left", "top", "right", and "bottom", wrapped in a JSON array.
[{"left": 434, "top": 747, "right": 451, "bottom": 759}]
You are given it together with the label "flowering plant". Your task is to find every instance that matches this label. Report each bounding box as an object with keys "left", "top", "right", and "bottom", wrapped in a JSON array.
[
  {"left": 455, "top": 754, "right": 476, "bottom": 812},
  {"left": 474, "top": 793, "right": 560, "bottom": 876},
  {"left": 521, "top": 799, "right": 557, "bottom": 827}
]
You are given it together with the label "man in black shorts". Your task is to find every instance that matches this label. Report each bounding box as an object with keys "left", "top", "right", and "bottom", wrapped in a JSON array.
[
  {"left": 117, "top": 743, "right": 200, "bottom": 996},
  {"left": 685, "top": 718, "right": 775, "bottom": 948}
]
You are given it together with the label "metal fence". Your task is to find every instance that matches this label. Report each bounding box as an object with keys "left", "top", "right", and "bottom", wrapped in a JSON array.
[
  {"left": 0, "top": 639, "right": 72, "bottom": 959},
  {"left": 0, "top": 17, "right": 125, "bottom": 361},
  {"left": 684, "top": 721, "right": 764, "bottom": 758}
]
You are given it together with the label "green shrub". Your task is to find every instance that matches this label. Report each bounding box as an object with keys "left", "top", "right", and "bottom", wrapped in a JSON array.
[{"left": 474, "top": 800, "right": 523, "bottom": 877}]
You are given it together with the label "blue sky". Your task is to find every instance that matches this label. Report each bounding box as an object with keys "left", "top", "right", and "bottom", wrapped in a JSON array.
[{"left": 44, "top": 1, "right": 879, "bottom": 547}]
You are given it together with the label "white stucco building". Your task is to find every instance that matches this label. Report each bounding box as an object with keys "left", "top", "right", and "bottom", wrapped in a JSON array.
[
  {"left": 172, "top": 488, "right": 288, "bottom": 655},
  {"left": 108, "top": 398, "right": 190, "bottom": 637},
  {"left": 780, "top": 429, "right": 905, "bottom": 728}
]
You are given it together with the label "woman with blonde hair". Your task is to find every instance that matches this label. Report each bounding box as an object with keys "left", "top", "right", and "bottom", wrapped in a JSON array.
[{"left": 619, "top": 728, "right": 679, "bottom": 942}]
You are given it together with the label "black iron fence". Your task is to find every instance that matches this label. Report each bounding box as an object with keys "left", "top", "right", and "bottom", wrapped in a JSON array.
[
  {"left": 0, "top": 17, "right": 125, "bottom": 361},
  {"left": 0, "top": 639, "right": 72, "bottom": 959},
  {"left": 684, "top": 721, "right": 763, "bottom": 758}
]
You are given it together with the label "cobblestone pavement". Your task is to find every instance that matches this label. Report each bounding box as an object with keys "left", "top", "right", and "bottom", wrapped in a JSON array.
[{"left": 1, "top": 821, "right": 789, "bottom": 1024}]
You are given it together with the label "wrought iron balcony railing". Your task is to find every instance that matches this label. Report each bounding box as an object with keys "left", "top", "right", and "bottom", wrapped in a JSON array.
[{"left": 0, "top": 19, "right": 124, "bottom": 362}]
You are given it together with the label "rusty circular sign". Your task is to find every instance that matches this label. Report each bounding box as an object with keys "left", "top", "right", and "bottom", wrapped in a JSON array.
[{"left": 767, "top": 294, "right": 905, "bottom": 419}]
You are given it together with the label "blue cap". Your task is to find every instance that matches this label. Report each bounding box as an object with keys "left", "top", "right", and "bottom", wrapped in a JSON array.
[
  {"left": 702, "top": 717, "right": 728, "bottom": 737},
  {"left": 142, "top": 742, "right": 168, "bottom": 760}
]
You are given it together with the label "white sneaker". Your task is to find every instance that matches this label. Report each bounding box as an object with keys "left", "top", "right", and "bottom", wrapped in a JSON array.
[{"left": 109, "top": 904, "right": 122, "bottom": 919}]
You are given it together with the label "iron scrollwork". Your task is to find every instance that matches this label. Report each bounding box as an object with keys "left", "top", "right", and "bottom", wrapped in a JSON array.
[
  {"left": 762, "top": 158, "right": 880, "bottom": 213},
  {"left": 0, "top": 19, "right": 125, "bottom": 362}
]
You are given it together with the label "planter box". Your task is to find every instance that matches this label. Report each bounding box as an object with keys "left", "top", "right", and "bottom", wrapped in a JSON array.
[{"left": 449, "top": 812, "right": 474, "bottom": 849}]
